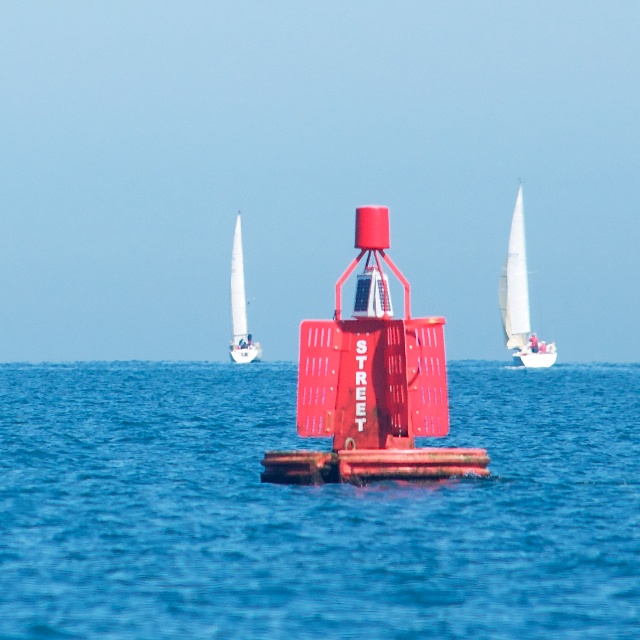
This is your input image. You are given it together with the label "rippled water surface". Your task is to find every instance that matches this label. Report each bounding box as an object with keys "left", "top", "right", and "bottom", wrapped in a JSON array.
[{"left": 1, "top": 361, "right": 639, "bottom": 638}]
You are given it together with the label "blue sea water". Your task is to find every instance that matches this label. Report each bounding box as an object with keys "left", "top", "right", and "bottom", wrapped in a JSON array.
[{"left": 0, "top": 361, "right": 639, "bottom": 639}]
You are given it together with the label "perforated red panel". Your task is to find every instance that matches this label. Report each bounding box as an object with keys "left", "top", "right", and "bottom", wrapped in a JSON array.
[
  {"left": 296, "top": 321, "right": 342, "bottom": 437},
  {"left": 405, "top": 318, "right": 450, "bottom": 437},
  {"left": 384, "top": 321, "right": 410, "bottom": 438}
]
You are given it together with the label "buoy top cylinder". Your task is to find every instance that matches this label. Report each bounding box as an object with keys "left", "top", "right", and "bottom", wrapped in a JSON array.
[{"left": 355, "top": 206, "right": 390, "bottom": 250}]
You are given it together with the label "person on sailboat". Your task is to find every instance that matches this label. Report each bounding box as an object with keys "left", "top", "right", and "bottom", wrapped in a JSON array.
[
  {"left": 530, "top": 333, "right": 539, "bottom": 353},
  {"left": 539, "top": 341, "right": 547, "bottom": 354}
]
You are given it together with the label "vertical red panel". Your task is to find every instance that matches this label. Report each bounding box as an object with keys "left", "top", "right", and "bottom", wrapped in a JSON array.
[
  {"left": 296, "top": 321, "right": 341, "bottom": 437},
  {"left": 333, "top": 320, "right": 387, "bottom": 449},
  {"left": 384, "top": 320, "right": 409, "bottom": 438},
  {"left": 405, "top": 318, "right": 449, "bottom": 437}
]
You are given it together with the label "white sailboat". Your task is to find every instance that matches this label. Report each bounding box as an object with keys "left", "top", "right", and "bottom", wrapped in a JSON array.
[
  {"left": 229, "top": 213, "right": 262, "bottom": 364},
  {"left": 499, "top": 185, "right": 557, "bottom": 368}
]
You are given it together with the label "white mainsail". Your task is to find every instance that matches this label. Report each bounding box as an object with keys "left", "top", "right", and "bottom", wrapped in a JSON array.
[
  {"left": 499, "top": 185, "right": 531, "bottom": 349},
  {"left": 230, "top": 214, "right": 248, "bottom": 342}
]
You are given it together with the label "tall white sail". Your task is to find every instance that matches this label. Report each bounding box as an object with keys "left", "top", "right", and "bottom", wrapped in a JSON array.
[
  {"left": 499, "top": 185, "right": 531, "bottom": 349},
  {"left": 230, "top": 214, "right": 248, "bottom": 341}
]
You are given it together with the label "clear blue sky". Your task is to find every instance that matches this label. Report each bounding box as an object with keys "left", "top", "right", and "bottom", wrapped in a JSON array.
[{"left": 1, "top": 2, "right": 639, "bottom": 363}]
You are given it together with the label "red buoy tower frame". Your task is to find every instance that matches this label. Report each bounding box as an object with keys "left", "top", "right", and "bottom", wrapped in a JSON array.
[{"left": 261, "top": 206, "right": 489, "bottom": 484}]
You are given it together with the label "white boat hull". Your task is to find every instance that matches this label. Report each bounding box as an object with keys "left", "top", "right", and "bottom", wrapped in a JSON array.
[
  {"left": 513, "top": 352, "right": 557, "bottom": 368},
  {"left": 229, "top": 344, "right": 262, "bottom": 364}
]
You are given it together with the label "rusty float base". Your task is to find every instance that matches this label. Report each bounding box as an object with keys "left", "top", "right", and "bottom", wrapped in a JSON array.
[{"left": 261, "top": 448, "right": 490, "bottom": 485}]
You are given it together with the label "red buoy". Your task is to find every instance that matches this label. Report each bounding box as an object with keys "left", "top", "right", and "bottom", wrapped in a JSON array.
[{"left": 261, "top": 205, "right": 490, "bottom": 484}]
